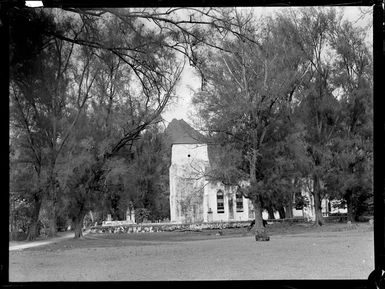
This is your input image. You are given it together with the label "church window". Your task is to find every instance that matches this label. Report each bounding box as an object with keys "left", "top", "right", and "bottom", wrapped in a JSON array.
[
  {"left": 217, "top": 190, "right": 224, "bottom": 213},
  {"left": 236, "top": 192, "right": 243, "bottom": 212}
]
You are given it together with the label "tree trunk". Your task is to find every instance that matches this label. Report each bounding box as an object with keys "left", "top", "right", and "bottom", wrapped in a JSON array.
[
  {"left": 267, "top": 206, "right": 275, "bottom": 220},
  {"left": 47, "top": 176, "right": 58, "bottom": 237},
  {"left": 26, "top": 193, "right": 42, "bottom": 241},
  {"left": 47, "top": 199, "right": 57, "bottom": 237},
  {"left": 73, "top": 211, "right": 86, "bottom": 239},
  {"left": 249, "top": 148, "right": 269, "bottom": 241},
  {"left": 346, "top": 193, "right": 354, "bottom": 223},
  {"left": 253, "top": 198, "right": 270, "bottom": 241},
  {"left": 47, "top": 163, "right": 58, "bottom": 237},
  {"left": 285, "top": 194, "right": 294, "bottom": 219},
  {"left": 313, "top": 174, "right": 324, "bottom": 226}
]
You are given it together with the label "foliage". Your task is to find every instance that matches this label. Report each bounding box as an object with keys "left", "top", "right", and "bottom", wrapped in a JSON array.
[
  {"left": 192, "top": 10, "right": 310, "bottom": 232},
  {"left": 135, "top": 208, "right": 152, "bottom": 223},
  {"left": 294, "top": 193, "right": 309, "bottom": 210},
  {"left": 192, "top": 7, "right": 373, "bottom": 227},
  {"left": 125, "top": 127, "right": 170, "bottom": 221},
  {"left": 9, "top": 7, "right": 187, "bottom": 238}
]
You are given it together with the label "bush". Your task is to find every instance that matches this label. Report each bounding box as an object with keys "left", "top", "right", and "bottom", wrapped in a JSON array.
[
  {"left": 135, "top": 208, "right": 151, "bottom": 223},
  {"left": 9, "top": 231, "right": 27, "bottom": 241}
]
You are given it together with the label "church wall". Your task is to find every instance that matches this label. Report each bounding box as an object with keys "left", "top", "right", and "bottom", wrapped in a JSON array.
[
  {"left": 169, "top": 164, "right": 178, "bottom": 222},
  {"left": 172, "top": 144, "right": 209, "bottom": 164},
  {"left": 203, "top": 182, "right": 253, "bottom": 222},
  {"left": 170, "top": 142, "right": 337, "bottom": 224},
  {"left": 169, "top": 143, "right": 209, "bottom": 224}
]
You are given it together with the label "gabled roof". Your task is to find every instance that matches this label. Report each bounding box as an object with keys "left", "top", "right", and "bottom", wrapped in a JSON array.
[{"left": 165, "top": 119, "right": 205, "bottom": 145}]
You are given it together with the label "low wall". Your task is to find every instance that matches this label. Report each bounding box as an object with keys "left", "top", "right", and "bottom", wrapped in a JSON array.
[
  {"left": 266, "top": 218, "right": 306, "bottom": 223},
  {"left": 91, "top": 221, "right": 251, "bottom": 234},
  {"left": 90, "top": 218, "right": 306, "bottom": 234}
]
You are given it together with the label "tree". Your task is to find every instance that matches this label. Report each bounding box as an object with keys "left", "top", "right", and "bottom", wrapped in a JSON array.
[
  {"left": 9, "top": 141, "right": 44, "bottom": 240},
  {"left": 282, "top": 8, "right": 348, "bottom": 226},
  {"left": 129, "top": 127, "right": 170, "bottom": 221},
  {"left": 325, "top": 18, "right": 373, "bottom": 221},
  {"left": 10, "top": 7, "right": 182, "bottom": 238},
  {"left": 53, "top": 14, "right": 182, "bottom": 237},
  {"left": 90, "top": 126, "right": 170, "bottom": 224},
  {"left": 285, "top": 7, "right": 373, "bottom": 225},
  {"left": 9, "top": 8, "right": 62, "bottom": 239},
  {"left": 192, "top": 9, "right": 309, "bottom": 240}
]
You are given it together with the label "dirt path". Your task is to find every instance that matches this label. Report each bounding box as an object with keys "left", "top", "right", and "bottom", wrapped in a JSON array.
[
  {"left": 9, "top": 229, "right": 373, "bottom": 281},
  {"left": 9, "top": 230, "right": 90, "bottom": 251}
]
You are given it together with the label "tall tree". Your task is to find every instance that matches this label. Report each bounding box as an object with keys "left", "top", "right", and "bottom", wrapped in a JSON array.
[
  {"left": 9, "top": 7, "right": 110, "bottom": 237},
  {"left": 53, "top": 14, "right": 182, "bottom": 237},
  {"left": 192, "top": 9, "right": 309, "bottom": 240},
  {"left": 10, "top": 7, "right": 183, "bottom": 238},
  {"left": 285, "top": 8, "right": 347, "bottom": 225},
  {"left": 130, "top": 127, "right": 170, "bottom": 221},
  {"left": 9, "top": 8, "right": 65, "bottom": 239},
  {"left": 325, "top": 18, "right": 373, "bottom": 221},
  {"left": 285, "top": 7, "right": 373, "bottom": 225}
]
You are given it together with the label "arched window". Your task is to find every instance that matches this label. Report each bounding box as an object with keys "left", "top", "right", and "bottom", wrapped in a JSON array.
[
  {"left": 236, "top": 192, "right": 243, "bottom": 212},
  {"left": 217, "top": 190, "right": 224, "bottom": 213}
]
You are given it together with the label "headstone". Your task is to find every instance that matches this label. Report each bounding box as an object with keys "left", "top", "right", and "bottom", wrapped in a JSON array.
[{"left": 107, "top": 214, "right": 112, "bottom": 222}]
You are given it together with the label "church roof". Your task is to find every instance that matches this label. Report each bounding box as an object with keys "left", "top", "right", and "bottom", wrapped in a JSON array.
[{"left": 165, "top": 119, "right": 205, "bottom": 145}]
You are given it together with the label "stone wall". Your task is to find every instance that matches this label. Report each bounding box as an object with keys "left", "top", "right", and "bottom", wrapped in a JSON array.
[
  {"left": 90, "top": 221, "right": 252, "bottom": 234},
  {"left": 90, "top": 218, "right": 307, "bottom": 234}
]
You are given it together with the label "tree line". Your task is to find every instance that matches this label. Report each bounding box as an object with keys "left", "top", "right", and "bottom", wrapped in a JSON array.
[
  {"left": 9, "top": 7, "right": 372, "bottom": 241},
  {"left": 191, "top": 7, "right": 372, "bottom": 240}
]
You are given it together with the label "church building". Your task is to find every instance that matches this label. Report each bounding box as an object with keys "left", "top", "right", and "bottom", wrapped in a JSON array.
[
  {"left": 165, "top": 119, "right": 343, "bottom": 224},
  {"left": 166, "top": 119, "right": 254, "bottom": 224}
]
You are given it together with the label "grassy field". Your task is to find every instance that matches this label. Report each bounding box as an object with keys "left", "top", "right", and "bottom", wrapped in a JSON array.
[{"left": 9, "top": 222, "right": 374, "bottom": 281}]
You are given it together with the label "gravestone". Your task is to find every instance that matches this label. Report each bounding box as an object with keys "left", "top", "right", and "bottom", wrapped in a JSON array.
[{"left": 126, "top": 205, "right": 136, "bottom": 224}]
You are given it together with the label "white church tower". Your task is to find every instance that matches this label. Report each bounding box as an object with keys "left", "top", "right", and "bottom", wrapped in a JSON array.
[{"left": 166, "top": 119, "right": 209, "bottom": 223}]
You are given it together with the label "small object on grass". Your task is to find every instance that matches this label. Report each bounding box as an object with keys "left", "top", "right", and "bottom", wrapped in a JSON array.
[{"left": 216, "top": 230, "right": 223, "bottom": 236}]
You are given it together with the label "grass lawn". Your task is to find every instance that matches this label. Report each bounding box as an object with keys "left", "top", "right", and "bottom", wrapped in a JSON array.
[{"left": 9, "top": 222, "right": 374, "bottom": 281}]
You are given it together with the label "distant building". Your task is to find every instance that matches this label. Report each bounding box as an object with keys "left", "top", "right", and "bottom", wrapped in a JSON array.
[{"left": 165, "top": 119, "right": 344, "bottom": 224}]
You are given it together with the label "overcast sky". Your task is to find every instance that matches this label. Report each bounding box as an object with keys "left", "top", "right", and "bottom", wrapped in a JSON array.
[{"left": 161, "top": 6, "right": 373, "bottom": 128}]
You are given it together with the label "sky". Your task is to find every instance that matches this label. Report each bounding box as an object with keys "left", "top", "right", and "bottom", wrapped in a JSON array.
[{"left": 160, "top": 6, "right": 373, "bottom": 128}]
